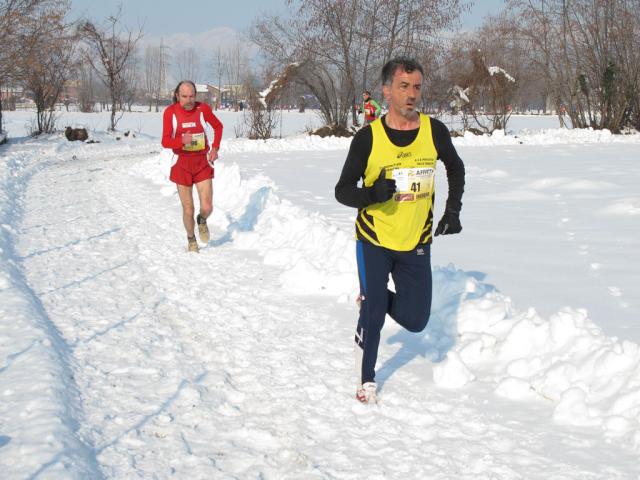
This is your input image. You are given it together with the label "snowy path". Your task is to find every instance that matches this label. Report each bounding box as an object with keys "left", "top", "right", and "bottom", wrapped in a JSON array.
[{"left": 2, "top": 135, "right": 639, "bottom": 478}]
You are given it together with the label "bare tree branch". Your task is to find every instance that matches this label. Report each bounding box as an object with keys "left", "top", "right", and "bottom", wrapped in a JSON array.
[{"left": 79, "top": 5, "right": 143, "bottom": 130}]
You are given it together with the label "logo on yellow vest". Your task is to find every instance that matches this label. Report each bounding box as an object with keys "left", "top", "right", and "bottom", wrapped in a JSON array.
[{"left": 394, "top": 193, "right": 415, "bottom": 202}]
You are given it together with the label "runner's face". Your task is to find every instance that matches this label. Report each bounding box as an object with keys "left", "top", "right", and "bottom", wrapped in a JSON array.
[
  {"left": 383, "top": 68, "right": 423, "bottom": 118},
  {"left": 177, "top": 84, "right": 196, "bottom": 110}
]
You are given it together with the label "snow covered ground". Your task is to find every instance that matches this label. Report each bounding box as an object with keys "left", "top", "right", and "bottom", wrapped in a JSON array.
[
  {"left": 3, "top": 108, "right": 323, "bottom": 140},
  {"left": 1, "top": 110, "right": 639, "bottom": 478}
]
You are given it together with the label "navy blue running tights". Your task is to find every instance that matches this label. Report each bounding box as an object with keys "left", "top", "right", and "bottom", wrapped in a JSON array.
[{"left": 355, "top": 240, "right": 432, "bottom": 384}]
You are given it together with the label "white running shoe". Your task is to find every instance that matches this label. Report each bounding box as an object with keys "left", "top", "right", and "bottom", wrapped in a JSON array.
[{"left": 356, "top": 382, "right": 378, "bottom": 404}]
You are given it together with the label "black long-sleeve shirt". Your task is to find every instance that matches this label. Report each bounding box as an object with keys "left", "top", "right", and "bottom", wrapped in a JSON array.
[{"left": 335, "top": 115, "right": 465, "bottom": 214}]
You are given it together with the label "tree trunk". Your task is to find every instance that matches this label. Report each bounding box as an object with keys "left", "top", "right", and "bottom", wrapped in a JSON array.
[
  {"left": 110, "top": 98, "right": 117, "bottom": 130},
  {"left": 0, "top": 93, "right": 4, "bottom": 136}
]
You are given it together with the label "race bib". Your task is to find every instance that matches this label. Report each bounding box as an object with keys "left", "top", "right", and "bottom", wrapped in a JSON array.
[
  {"left": 183, "top": 132, "right": 206, "bottom": 152},
  {"left": 392, "top": 167, "right": 435, "bottom": 202}
]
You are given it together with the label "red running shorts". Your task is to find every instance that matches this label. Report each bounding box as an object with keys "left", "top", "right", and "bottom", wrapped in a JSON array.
[{"left": 169, "top": 154, "right": 214, "bottom": 186}]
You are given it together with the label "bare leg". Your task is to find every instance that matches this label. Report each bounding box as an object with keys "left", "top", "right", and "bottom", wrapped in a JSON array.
[
  {"left": 194, "top": 178, "right": 213, "bottom": 219},
  {"left": 177, "top": 184, "right": 195, "bottom": 237}
]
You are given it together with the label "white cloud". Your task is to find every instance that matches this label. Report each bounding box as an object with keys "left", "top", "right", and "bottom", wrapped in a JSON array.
[{"left": 141, "top": 26, "right": 241, "bottom": 51}]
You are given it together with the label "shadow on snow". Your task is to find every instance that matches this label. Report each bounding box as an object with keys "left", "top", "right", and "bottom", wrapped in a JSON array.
[
  {"left": 376, "top": 267, "right": 497, "bottom": 390},
  {"left": 210, "top": 186, "right": 271, "bottom": 247}
]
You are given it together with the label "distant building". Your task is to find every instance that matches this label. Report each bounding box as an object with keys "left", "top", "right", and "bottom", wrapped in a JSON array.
[
  {"left": 1, "top": 86, "right": 26, "bottom": 110},
  {"left": 221, "top": 84, "right": 246, "bottom": 109},
  {"left": 1, "top": 86, "right": 24, "bottom": 101},
  {"left": 195, "top": 84, "right": 224, "bottom": 109}
]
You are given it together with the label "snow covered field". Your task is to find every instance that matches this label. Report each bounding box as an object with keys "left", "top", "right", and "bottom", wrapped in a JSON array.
[{"left": 1, "top": 110, "right": 639, "bottom": 478}]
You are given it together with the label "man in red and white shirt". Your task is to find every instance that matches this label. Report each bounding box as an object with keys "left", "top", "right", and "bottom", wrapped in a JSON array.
[{"left": 161, "top": 80, "right": 223, "bottom": 252}]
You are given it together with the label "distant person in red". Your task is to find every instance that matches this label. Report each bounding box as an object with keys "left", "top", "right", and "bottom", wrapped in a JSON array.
[
  {"left": 162, "top": 80, "right": 223, "bottom": 252},
  {"left": 362, "top": 90, "right": 381, "bottom": 125}
]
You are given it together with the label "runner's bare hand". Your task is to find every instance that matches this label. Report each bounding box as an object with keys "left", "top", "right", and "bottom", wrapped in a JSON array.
[{"left": 208, "top": 147, "right": 218, "bottom": 162}]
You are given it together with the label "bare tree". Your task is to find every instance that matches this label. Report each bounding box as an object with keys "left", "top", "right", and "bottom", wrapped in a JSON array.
[
  {"left": 0, "top": 0, "right": 53, "bottom": 136},
  {"left": 142, "top": 39, "right": 169, "bottom": 111},
  {"left": 142, "top": 45, "right": 159, "bottom": 111},
  {"left": 243, "top": 70, "right": 279, "bottom": 139},
  {"left": 226, "top": 41, "right": 249, "bottom": 108},
  {"left": 79, "top": 5, "right": 143, "bottom": 130},
  {"left": 174, "top": 47, "right": 200, "bottom": 82},
  {"left": 471, "top": 13, "right": 545, "bottom": 113},
  {"left": 77, "top": 63, "right": 96, "bottom": 112},
  {"left": 447, "top": 47, "right": 517, "bottom": 134},
  {"left": 141, "top": 41, "right": 167, "bottom": 112},
  {"left": 119, "top": 47, "right": 139, "bottom": 112},
  {"left": 251, "top": 0, "right": 469, "bottom": 130},
  {"left": 210, "top": 46, "right": 228, "bottom": 109},
  {"left": 506, "top": 0, "right": 640, "bottom": 132},
  {"left": 23, "top": 1, "right": 77, "bottom": 134}
]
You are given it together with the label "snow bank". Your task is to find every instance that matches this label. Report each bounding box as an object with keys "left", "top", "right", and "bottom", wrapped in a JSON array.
[
  {"left": 0, "top": 138, "right": 102, "bottom": 477},
  {"left": 134, "top": 149, "right": 359, "bottom": 298},
  {"left": 222, "top": 134, "right": 352, "bottom": 153},
  {"left": 448, "top": 274, "right": 640, "bottom": 451},
  {"left": 231, "top": 189, "right": 357, "bottom": 297},
  {"left": 452, "top": 127, "right": 640, "bottom": 147},
  {"left": 138, "top": 142, "right": 640, "bottom": 453},
  {"left": 429, "top": 273, "right": 635, "bottom": 450},
  {"left": 219, "top": 127, "right": 640, "bottom": 153},
  {"left": 221, "top": 127, "right": 640, "bottom": 152}
]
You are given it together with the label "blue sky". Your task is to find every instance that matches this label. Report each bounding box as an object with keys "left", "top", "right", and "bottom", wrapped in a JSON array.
[{"left": 70, "top": 0, "right": 506, "bottom": 36}]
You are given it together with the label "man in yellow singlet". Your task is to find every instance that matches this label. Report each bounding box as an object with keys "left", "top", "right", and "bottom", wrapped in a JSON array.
[{"left": 335, "top": 57, "right": 466, "bottom": 404}]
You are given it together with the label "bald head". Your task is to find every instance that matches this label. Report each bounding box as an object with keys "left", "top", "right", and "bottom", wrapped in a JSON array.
[{"left": 174, "top": 80, "right": 196, "bottom": 110}]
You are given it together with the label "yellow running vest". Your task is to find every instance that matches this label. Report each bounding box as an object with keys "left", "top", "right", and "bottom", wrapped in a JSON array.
[{"left": 356, "top": 113, "right": 438, "bottom": 251}]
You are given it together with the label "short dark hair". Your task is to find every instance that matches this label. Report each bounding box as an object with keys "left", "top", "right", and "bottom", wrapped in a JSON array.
[
  {"left": 381, "top": 57, "right": 424, "bottom": 86},
  {"left": 363, "top": 90, "right": 371, "bottom": 96},
  {"left": 173, "top": 80, "right": 196, "bottom": 103}
]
